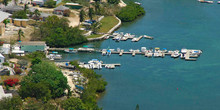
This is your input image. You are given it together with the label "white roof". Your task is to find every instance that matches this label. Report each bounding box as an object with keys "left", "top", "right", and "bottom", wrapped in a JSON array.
[
  {"left": 12, "top": 50, "right": 24, "bottom": 54},
  {"left": 0, "top": 54, "right": 5, "bottom": 58},
  {"left": 0, "top": 11, "right": 11, "bottom": 22},
  {"left": 0, "top": 86, "right": 12, "bottom": 100}
]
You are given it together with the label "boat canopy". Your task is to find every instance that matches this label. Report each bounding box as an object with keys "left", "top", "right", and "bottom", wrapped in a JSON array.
[
  {"left": 83, "top": 45, "right": 88, "bottom": 48},
  {"left": 107, "top": 50, "right": 111, "bottom": 53},
  {"left": 155, "top": 47, "right": 160, "bottom": 50},
  {"left": 163, "top": 48, "right": 167, "bottom": 50},
  {"left": 52, "top": 51, "right": 58, "bottom": 54},
  {"left": 75, "top": 85, "right": 84, "bottom": 90},
  {"left": 69, "top": 48, "right": 74, "bottom": 50}
]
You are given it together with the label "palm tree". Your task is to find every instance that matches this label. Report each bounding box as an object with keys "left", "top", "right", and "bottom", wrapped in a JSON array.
[
  {"left": 79, "top": 10, "right": 85, "bottom": 23},
  {"left": 91, "top": 21, "right": 101, "bottom": 34},
  {"left": 88, "top": 7, "right": 94, "bottom": 20},
  {"left": 34, "top": 9, "right": 41, "bottom": 20},
  {"left": 18, "top": 29, "right": 25, "bottom": 41}
]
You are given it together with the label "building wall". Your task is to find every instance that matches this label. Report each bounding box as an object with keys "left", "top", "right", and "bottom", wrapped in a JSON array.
[
  {"left": 0, "top": 23, "right": 5, "bottom": 36},
  {"left": 14, "top": 20, "right": 21, "bottom": 26},
  {"left": 0, "top": 57, "right": 4, "bottom": 64}
]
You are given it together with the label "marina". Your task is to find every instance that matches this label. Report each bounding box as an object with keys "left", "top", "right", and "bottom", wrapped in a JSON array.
[{"left": 101, "top": 48, "right": 202, "bottom": 61}]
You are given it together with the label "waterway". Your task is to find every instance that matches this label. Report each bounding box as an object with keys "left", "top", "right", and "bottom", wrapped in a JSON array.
[{"left": 61, "top": 0, "right": 220, "bottom": 110}]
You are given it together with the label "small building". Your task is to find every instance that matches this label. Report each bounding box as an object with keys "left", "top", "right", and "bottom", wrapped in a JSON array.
[
  {"left": 0, "top": 86, "right": 12, "bottom": 100},
  {"left": 39, "top": 13, "right": 51, "bottom": 21},
  {"left": 0, "top": 53, "right": 5, "bottom": 64},
  {"left": 18, "top": 41, "right": 48, "bottom": 53},
  {"left": 0, "top": 11, "right": 11, "bottom": 36},
  {"left": 13, "top": 19, "right": 29, "bottom": 27},
  {"left": 1, "top": 5, "right": 23, "bottom": 14},
  {"left": 53, "top": 5, "right": 69, "bottom": 15},
  {"left": 64, "top": 3, "right": 83, "bottom": 9},
  {"left": 1, "top": 44, "right": 10, "bottom": 54}
]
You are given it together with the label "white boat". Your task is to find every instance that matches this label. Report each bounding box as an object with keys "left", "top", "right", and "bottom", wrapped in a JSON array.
[
  {"left": 218, "top": 1, "right": 220, "bottom": 4},
  {"left": 131, "top": 38, "right": 137, "bottom": 42},
  {"left": 64, "top": 48, "right": 77, "bottom": 53},
  {"left": 134, "top": 2, "right": 141, "bottom": 5}
]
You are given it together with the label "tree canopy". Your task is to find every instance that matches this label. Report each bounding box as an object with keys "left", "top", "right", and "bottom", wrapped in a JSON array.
[
  {"left": 19, "top": 61, "right": 68, "bottom": 99},
  {"left": 39, "top": 15, "right": 87, "bottom": 47},
  {"left": 61, "top": 98, "right": 86, "bottom": 110},
  {"left": 12, "top": 10, "right": 28, "bottom": 19},
  {"left": 117, "top": 2, "right": 145, "bottom": 22}
]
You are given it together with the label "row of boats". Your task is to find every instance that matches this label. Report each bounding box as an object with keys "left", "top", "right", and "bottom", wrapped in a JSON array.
[
  {"left": 79, "top": 59, "right": 119, "bottom": 69},
  {"left": 109, "top": 32, "right": 153, "bottom": 42},
  {"left": 101, "top": 47, "right": 203, "bottom": 60},
  {"left": 198, "top": 0, "right": 220, "bottom": 3}
]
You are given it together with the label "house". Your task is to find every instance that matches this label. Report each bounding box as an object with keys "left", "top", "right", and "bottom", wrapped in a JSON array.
[
  {"left": 39, "top": 13, "right": 51, "bottom": 21},
  {"left": 13, "top": 19, "right": 29, "bottom": 27},
  {"left": 18, "top": 41, "right": 48, "bottom": 53},
  {"left": 1, "top": 5, "right": 23, "bottom": 14},
  {"left": 0, "top": 86, "right": 12, "bottom": 100},
  {"left": 0, "top": 53, "right": 5, "bottom": 64},
  {"left": 53, "top": 5, "right": 69, "bottom": 15},
  {"left": 0, "top": 11, "right": 11, "bottom": 36}
]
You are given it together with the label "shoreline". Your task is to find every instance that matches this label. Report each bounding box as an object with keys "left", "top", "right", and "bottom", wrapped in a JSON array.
[{"left": 87, "top": 16, "right": 122, "bottom": 41}]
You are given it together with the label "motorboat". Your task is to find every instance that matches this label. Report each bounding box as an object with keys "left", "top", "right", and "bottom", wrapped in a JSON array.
[{"left": 64, "top": 48, "right": 77, "bottom": 53}]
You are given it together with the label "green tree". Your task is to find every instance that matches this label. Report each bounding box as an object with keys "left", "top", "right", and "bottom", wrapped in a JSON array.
[
  {"left": 0, "top": 96, "right": 23, "bottom": 110},
  {"left": 94, "top": 1, "right": 101, "bottom": 15},
  {"left": 45, "top": 0, "right": 56, "bottom": 8},
  {"left": 91, "top": 21, "right": 101, "bottom": 34},
  {"left": 88, "top": 8, "right": 94, "bottom": 20},
  {"left": 79, "top": 10, "right": 85, "bottom": 22},
  {"left": 116, "top": 2, "right": 145, "bottom": 22},
  {"left": 24, "top": 4, "right": 29, "bottom": 12},
  {"left": 3, "top": 19, "right": 10, "bottom": 27},
  {"left": 31, "top": 58, "right": 42, "bottom": 65},
  {"left": 40, "top": 16, "right": 87, "bottom": 47},
  {"left": 33, "top": 9, "right": 41, "bottom": 20},
  {"left": 107, "top": 0, "right": 119, "bottom": 4},
  {"left": 61, "top": 98, "right": 86, "bottom": 110},
  {"left": 12, "top": 10, "right": 28, "bottom": 19},
  {"left": 19, "top": 82, "right": 52, "bottom": 102},
  {"left": 3, "top": 0, "right": 9, "bottom": 6},
  {"left": 20, "top": 61, "right": 68, "bottom": 98},
  {"left": 135, "top": 104, "right": 139, "bottom": 110},
  {"left": 18, "top": 29, "right": 25, "bottom": 41}
]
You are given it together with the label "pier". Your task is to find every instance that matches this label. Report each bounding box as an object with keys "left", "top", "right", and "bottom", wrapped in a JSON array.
[{"left": 101, "top": 48, "right": 202, "bottom": 61}]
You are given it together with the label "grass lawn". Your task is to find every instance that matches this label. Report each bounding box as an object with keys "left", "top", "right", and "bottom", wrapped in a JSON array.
[
  {"left": 87, "top": 34, "right": 103, "bottom": 38},
  {"left": 87, "top": 16, "right": 119, "bottom": 38},
  {"left": 99, "top": 16, "right": 119, "bottom": 33}
]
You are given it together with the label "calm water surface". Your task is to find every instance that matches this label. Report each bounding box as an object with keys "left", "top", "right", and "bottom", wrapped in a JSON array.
[{"left": 62, "top": 0, "right": 220, "bottom": 109}]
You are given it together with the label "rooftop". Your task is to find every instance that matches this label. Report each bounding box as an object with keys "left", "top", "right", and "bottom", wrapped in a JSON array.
[
  {"left": 18, "top": 41, "right": 46, "bottom": 46},
  {"left": 54, "top": 5, "right": 69, "bottom": 11},
  {"left": 0, "top": 11, "right": 11, "bottom": 22}
]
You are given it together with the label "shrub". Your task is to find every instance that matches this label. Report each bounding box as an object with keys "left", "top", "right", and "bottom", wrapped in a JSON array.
[
  {"left": 4, "top": 78, "right": 19, "bottom": 87},
  {"left": 0, "top": 41, "right": 4, "bottom": 46},
  {"left": 3, "top": 62, "right": 9, "bottom": 66},
  {"left": 45, "top": 0, "right": 56, "bottom": 8},
  {"left": 14, "top": 67, "right": 22, "bottom": 74},
  {"left": 12, "top": 10, "right": 28, "bottom": 19},
  {"left": 108, "top": 0, "right": 119, "bottom": 4}
]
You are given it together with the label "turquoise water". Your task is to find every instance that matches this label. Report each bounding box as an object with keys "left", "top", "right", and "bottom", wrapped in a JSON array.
[{"left": 61, "top": 0, "right": 220, "bottom": 109}]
